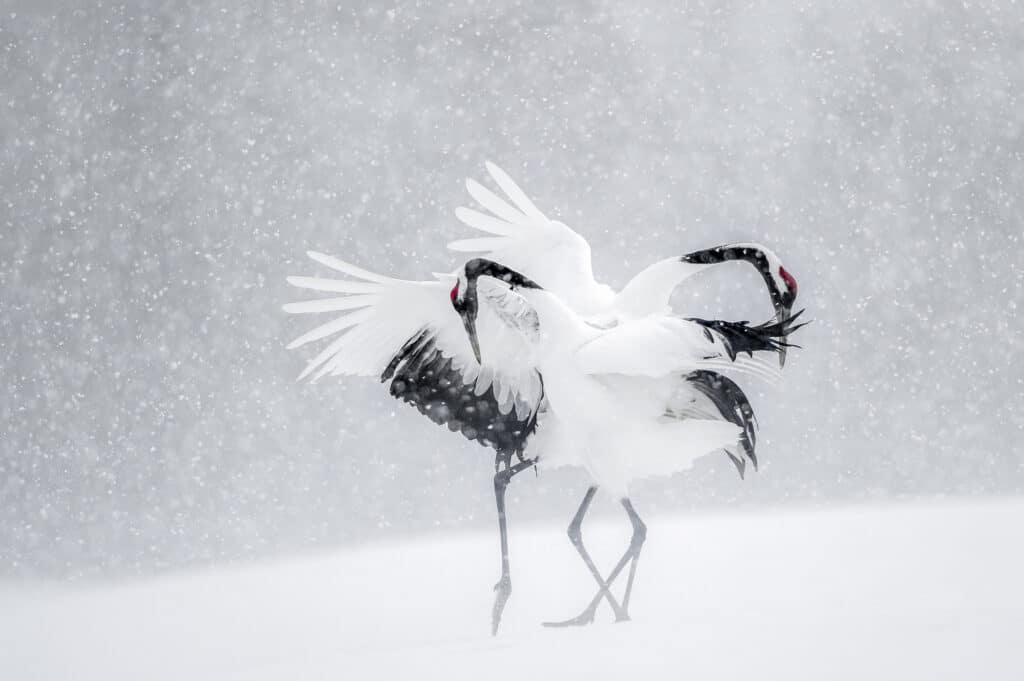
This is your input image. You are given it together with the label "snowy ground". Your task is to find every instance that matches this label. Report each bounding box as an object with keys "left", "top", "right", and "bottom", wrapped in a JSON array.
[{"left": 2, "top": 499, "right": 1021, "bottom": 681}]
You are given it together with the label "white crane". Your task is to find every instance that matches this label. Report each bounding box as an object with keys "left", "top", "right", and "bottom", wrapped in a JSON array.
[
  {"left": 283, "top": 163, "right": 802, "bottom": 633},
  {"left": 450, "top": 162, "right": 799, "bottom": 364},
  {"left": 449, "top": 257, "right": 803, "bottom": 626}
]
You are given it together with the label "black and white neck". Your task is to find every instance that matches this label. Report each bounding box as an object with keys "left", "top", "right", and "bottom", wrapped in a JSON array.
[{"left": 680, "top": 243, "right": 797, "bottom": 319}]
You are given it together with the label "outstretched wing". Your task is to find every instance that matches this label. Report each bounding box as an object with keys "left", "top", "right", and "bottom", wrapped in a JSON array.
[
  {"left": 450, "top": 162, "right": 612, "bottom": 314},
  {"left": 284, "top": 252, "right": 544, "bottom": 454}
]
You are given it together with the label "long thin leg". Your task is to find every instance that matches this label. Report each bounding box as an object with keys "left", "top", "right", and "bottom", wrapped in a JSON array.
[
  {"left": 619, "top": 498, "right": 647, "bottom": 613},
  {"left": 545, "top": 496, "right": 647, "bottom": 626},
  {"left": 543, "top": 487, "right": 629, "bottom": 627},
  {"left": 491, "top": 456, "right": 536, "bottom": 636}
]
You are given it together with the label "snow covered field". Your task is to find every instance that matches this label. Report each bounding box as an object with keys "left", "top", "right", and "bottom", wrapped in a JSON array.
[{"left": 3, "top": 499, "right": 1021, "bottom": 681}]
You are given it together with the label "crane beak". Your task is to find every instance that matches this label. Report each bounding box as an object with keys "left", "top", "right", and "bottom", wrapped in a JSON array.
[
  {"left": 464, "top": 318, "right": 482, "bottom": 364},
  {"left": 776, "top": 305, "right": 792, "bottom": 368},
  {"left": 457, "top": 300, "right": 482, "bottom": 364},
  {"left": 771, "top": 287, "right": 797, "bottom": 368}
]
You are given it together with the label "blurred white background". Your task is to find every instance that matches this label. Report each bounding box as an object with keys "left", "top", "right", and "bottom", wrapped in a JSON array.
[{"left": 1, "top": 0, "right": 1022, "bottom": 580}]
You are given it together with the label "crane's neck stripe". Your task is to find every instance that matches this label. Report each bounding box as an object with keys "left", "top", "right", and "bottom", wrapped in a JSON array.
[
  {"left": 680, "top": 245, "right": 770, "bottom": 275},
  {"left": 680, "top": 245, "right": 791, "bottom": 308}
]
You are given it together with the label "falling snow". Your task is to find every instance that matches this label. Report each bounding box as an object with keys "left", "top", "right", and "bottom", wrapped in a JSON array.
[{"left": 1, "top": 3, "right": 1023, "bottom": 676}]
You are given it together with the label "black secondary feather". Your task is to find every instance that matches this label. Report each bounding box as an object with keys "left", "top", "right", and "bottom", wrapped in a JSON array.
[{"left": 381, "top": 328, "right": 540, "bottom": 457}]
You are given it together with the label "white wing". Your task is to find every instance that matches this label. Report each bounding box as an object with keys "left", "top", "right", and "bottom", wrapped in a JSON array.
[
  {"left": 450, "top": 162, "right": 614, "bottom": 314},
  {"left": 611, "top": 257, "right": 711, "bottom": 319},
  {"left": 573, "top": 316, "right": 781, "bottom": 383},
  {"left": 284, "top": 252, "right": 544, "bottom": 423}
]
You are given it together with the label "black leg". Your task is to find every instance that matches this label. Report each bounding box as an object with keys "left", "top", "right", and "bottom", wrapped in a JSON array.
[
  {"left": 544, "top": 495, "right": 647, "bottom": 627},
  {"left": 491, "top": 455, "right": 536, "bottom": 636}
]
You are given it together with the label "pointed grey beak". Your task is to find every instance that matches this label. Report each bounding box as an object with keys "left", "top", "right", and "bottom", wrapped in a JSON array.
[
  {"left": 457, "top": 299, "right": 482, "bottom": 363},
  {"left": 777, "top": 305, "right": 792, "bottom": 368},
  {"left": 463, "top": 314, "right": 482, "bottom": 363}
]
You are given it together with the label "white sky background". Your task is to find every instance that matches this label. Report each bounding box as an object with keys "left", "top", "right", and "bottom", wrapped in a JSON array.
[{"left": 1, "top": 1, "right": 1022, "bottom": 578}]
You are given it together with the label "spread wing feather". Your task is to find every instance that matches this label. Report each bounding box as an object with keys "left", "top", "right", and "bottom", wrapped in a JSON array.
[
  {"left": 284, "top": 254, "right": 545, "bottom": 451},
  {"left": 451, "top": 162, "right": 610, "bottom": 312}
]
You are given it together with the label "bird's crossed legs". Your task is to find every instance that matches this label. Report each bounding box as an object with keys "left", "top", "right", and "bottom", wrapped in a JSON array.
[
  {"left": 491, "top": 466, "right": 646, "bottom": 634},
  {"left": 543, "top": 486, "right": 647, "bottom": 627}
]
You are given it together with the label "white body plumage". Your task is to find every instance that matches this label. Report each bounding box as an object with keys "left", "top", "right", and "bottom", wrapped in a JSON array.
[{"left": 470, "top": 278, "right": 745, "bottom": 496}]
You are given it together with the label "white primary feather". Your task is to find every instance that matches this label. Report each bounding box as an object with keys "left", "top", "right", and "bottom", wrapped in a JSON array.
[
  {"left": 452, "top": 162, "right": 614, "bottom": 315},
  {"left": 461, "top": 182, "right": 525, "bottom": 227},
  {"left": 453, "top": 208, "right": 518, "bottom": 236},
  {"left": 452, "top": 164, "right": 790, "bottom": 327},
  {"left": 284, "top": 255, "right": 544, "bottom": 417},
  {"left": 286, "top": 276, "right": 381, "bottom": 294},
  {"left": 281, "top": 295, "right": 379, "bottom": 315},
  {"left": 306, "top": 251, "right": 394, "bottom": 283},
  {"left": 287, "top": 308, "right": 375, "bottom": 352},
  {"left": 484, "top": 161, "right": 547, "bottom": 222}
]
